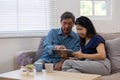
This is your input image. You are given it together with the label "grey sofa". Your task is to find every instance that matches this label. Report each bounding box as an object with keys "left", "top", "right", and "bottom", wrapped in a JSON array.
[{"left": 13, "top": 33, "right": 120, "bottom": 80}]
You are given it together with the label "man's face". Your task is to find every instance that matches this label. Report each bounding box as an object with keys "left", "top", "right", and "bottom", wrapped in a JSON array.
[{"left": 61, "top": 18, "right": 74, "bottom": 36}]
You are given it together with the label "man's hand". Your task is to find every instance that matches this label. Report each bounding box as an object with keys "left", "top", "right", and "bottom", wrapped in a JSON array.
[
  {"left": 54, "top": 59, "right": 66, "bottom": 71},
  {"left": 59, "top": 51, "right": 69, "bottom": 59},
  {"left": 54, "top": 45, "right": 66, "bottom": 50},
  {"left": 54, "top": 45, "right": 68, "bottom": 59}
]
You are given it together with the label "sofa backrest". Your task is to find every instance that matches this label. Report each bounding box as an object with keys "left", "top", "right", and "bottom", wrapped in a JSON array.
[
  {"left": 99, "top": 33, "right": 120, "bottom": 40},
  {"left": 34, "top": 36, "right": 46, "bottom": 61}
]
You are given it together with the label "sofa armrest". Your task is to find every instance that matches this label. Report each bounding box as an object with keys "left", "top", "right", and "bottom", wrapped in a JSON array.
[{"left": 13, "top": 50, "right": 36, "bottom": 70}]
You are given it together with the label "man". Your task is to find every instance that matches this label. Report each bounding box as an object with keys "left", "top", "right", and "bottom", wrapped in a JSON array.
[{"left": 39, "top": 11, "right": 80, "bottom": 70}]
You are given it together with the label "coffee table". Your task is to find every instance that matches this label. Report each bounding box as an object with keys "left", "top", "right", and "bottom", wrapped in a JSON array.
[{"left": 0, "top": 70, "right": 101, "bottom": 80}]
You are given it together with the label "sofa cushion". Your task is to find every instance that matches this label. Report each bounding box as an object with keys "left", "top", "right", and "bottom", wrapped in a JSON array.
[
  {"left": 105, "top": 38, "right": 120, "bottom": 73},
  {"left": 34, "top": 36, "right": 46, "bottom": 61}
]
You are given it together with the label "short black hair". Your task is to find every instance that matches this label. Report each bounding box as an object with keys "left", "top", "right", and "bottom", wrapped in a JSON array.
[{"left": 61, "top": 11, "right": 75, "bottom": 23}]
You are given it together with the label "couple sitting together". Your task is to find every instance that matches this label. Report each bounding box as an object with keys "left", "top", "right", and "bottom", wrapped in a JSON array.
[{"left": 36, "top": 11, "right": 111, "bottom": 76}]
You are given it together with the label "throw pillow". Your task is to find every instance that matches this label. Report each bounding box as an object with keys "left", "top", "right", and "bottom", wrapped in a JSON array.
[
  {"left": 105, "top": 38, "right": 120, "bottom": 73},
  {"left": 34, "top": 36, "right": 46, "bottom": 61},
  {"left": 17, "top": 53, "right": 33, "bottom": 66}
]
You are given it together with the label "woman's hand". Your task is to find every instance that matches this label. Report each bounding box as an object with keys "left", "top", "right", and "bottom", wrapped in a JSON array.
[{"left": 73, "top": 51, "right": 84, "bottom": 59}]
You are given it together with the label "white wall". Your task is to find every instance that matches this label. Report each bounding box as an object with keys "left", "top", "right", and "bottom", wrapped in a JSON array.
[
  {"left": 0, "top": 37, "right": 40, "bottom": 73},
  {"left": 0, "top": 0, "right": 120, "bottom": 74},
  {"left": 56, "top": 0, "right": 120, "bottom": 33}
]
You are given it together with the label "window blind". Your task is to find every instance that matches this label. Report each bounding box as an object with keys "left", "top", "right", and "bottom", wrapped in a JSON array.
[{"left": 0, "top": 0, "right": 56, "bottom": 37}]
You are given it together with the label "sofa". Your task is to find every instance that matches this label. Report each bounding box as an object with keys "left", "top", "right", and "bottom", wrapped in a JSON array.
[{"left": 13, "top": 33, "right": 120, "bottom": 80}]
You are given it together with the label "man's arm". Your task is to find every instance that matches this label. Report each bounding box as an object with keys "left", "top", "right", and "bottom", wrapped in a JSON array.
[
  {"left": 43, "top": 29, "right": 55, "bottom": 55},
  {"left": 72, "top": 35, "right": 80, "bottom": 52},
  {"left": 43, "top": 29, "right": 67, "bottom": 55},
  {"left": 54, "top": 59, "right": 66, "bottom": 71}
]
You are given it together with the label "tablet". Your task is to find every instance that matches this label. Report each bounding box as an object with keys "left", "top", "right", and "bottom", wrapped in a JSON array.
[{"left": 54, "top": 49, "right": 74, "bottom": 57}]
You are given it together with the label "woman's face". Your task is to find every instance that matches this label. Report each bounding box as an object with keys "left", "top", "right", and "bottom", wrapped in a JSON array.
[{"left": 76, "top": 24, "right": 87, "bottom": 38}]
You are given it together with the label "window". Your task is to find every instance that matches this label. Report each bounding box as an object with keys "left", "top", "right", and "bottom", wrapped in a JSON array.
[
  {"left": 0, "top": 0, "right": 56, "bottom": 37},
  {"left": 80, "top": 0, "right": 112, "bottom": 20}
]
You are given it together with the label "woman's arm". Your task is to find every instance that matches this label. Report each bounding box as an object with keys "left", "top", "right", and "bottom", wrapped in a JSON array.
[{"left": 73, "top": 43, "right": 106, "bottom": 60}]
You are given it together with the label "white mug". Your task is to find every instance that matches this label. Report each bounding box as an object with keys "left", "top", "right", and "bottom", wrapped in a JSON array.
[{"left": 45, "top": 63, "right": 54, "bottom": 73}]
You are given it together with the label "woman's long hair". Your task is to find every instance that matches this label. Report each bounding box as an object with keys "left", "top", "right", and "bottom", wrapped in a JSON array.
[{"left": 75, "top": 16, "right": 97, "bottom": 46}]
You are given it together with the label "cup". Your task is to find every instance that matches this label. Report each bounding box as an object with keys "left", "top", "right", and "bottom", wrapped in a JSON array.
[
  {"left": 20, "top": 66, "right": 28, "bottom": 76},
  {"left": 34, "top": 62, "right": 43, "bottom": 72},
  {"left": 45, "top": 63, "right": 54, "bottom": 73}
]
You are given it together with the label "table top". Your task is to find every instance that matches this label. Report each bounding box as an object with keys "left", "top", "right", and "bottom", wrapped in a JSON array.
[{"left": 0, "top": 70, "right": 101, "bottom": 80}]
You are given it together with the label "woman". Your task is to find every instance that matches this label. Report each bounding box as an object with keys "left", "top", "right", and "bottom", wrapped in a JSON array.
[{"left": 62, "top": 16, "right": 111, "bottom": 75}]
